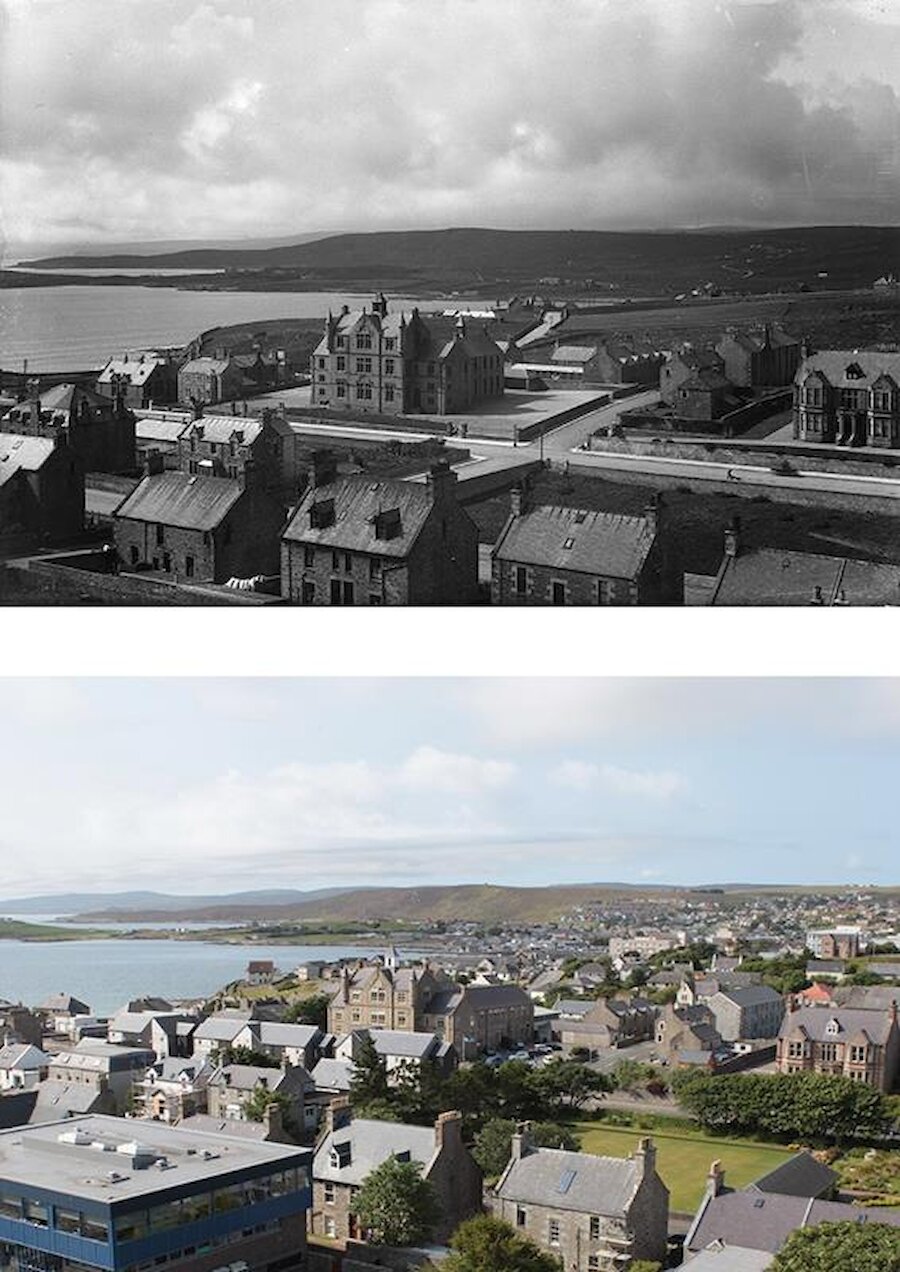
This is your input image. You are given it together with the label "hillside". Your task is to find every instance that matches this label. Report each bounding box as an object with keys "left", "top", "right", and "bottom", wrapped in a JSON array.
[
  {"left": 0, "top": 887, "right": 354, "bottom": 915},
  {"left": 73, "top": 882, "right": 679, "bottom": 926},
  {"left": 18, "top": 225, "right": 900, "bottom": 295}
]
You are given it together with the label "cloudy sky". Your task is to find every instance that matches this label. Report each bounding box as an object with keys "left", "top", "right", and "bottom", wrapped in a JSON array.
[
  {"left": 1, "top": 677, "right": 898, "bottom": 899},
  {"left": 1, "top": 0, "right": 899, "bottom": 252}
]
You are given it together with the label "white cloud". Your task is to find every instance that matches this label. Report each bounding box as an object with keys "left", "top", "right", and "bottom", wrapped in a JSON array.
[
  {"left": 551, "top": 759, "right": 686, "bottom": 799},
  {"left": 398, "top": 745, "right": 516, "bottom": 793}
]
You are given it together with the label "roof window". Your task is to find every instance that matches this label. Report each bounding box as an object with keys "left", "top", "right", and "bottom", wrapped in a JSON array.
[
  {"left": 374, "top": 508, "right": 402, "bottom": 540},
  {"left": 310, "top": 498, "right": 336, "bottom": 530}
]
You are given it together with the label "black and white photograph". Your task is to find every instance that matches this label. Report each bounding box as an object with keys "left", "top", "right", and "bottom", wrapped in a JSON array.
[{"left": 2, "top": 0, "right": 900, "bottom": 606}]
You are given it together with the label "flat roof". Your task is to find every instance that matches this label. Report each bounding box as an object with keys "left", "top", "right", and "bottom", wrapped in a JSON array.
[{"left": 0, "top": 1115, "right": 310, "bottom": 1206}]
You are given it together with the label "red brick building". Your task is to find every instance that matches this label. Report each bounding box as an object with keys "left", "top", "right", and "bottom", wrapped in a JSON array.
[{"left": 281, "top": 458, "right": 479, "bottom": 605}]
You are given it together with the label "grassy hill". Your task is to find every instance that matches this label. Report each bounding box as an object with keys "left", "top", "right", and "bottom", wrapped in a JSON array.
[
  {"left": 73, "top": 882, "right": 660, "bottom": 926},
  {"left": 19, "top": 226, "right": 900, "bottom": 295}
]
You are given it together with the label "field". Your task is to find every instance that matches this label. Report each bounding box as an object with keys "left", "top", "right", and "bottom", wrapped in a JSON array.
[{"left": 570, "top": 1120, "right": 794, "bottom": 1213}]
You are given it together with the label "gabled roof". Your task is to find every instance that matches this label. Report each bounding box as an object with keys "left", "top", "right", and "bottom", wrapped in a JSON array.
[
  {"left": 687, "top": 1190, "right": 900, "bottom": 1255},
  {"left": 0, "top": 434, "right": 57, "bottom": 488},
  {"left": 778, "top": 1004, "right": 895, "bottom": 1044},
  {"left": 241, "top": 1021, "right": 321, "bottom": 1050},
  {"left": 551, "top": 345, "right": 599, "bottom": 363},
  {"left": 680, "top": 1246, "right": 773, "bottom": 1271},
  {"left": 183, "top": 415, "right": 263, "bottom": 446},
  {"left": 282, "top": 475, "right": 434, "bottom": 557},
  {"left": 115, "top": 470, "right": 242, "bottom": 531},
  {"left": 97, "top": 356, "right": 168, "bottom": 386},
  {"left": 0, "top": 1044, "right": 50, "bottom": 1071},
  {"left": 710, "top": 985, "right": 783, "bottom": 1009},
  {"left": 496, "top": 1145, "right": 644, "bottom": 1217},
  {"left": 493, "top": 504, "right": 656, "bottom": 579},
  {"left": 711, "top": 549, "right": 900, "bottom": 607},
  {"left": 313, "top": 1117, "right": 437, "bottom": 1187},
  {"left": 796, "top": 348, "right": 900, "bottom": 387},
  {"left": 311, "top": 1058, "right": 354, "bottom": 1092},
  {"left": 751, "top": 1152, "right": 836, "bottom": 1199},
  {"left": 179, "top": 358, "right": 234, "bottom": 376},
  {"left": 209, "top": 1064, "right": 312, "bottom": 1095}
]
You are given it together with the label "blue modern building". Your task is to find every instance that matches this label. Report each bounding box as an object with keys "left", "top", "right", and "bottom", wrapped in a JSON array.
[{"left": 0, "top": 1116, "right": 311, "bottom": 1272}]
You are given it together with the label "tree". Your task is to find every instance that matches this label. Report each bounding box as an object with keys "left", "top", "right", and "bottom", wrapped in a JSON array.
[
  {"left": 351, "top": 1156, "right": 438, "bottom": 1246},
  {"left": 630, "top": 1263, "right": 662, "bottom": 1272},
  {"left": 472, "top": 1118, "right": 579, "bottom": 1179},
  {"left": 771, "top": 1220, "right": 900, "bottom": 1271},
  {"left": 349, "top": 1034, "right": 390, "bottom": 1109},
  {"left": 534, "top": 1059, "right": 612, "bottom": 1111},
  {"left": 283, "top": 992, "right": 330, "bottom": 1029},
  {"left": 444, "top": 1215, "right": 563, "bottom": 1272},
  {"left": 216, "top": 1045, "right": 279, "bottom": 1069}
]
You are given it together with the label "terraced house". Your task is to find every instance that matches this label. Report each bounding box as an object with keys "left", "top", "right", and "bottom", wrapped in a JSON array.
[
  {"left": 311, "top": 294, "right": 504, "bottom": 416},
  {"left": 793, "top": 348, "right": 900, "bottom": 447}
]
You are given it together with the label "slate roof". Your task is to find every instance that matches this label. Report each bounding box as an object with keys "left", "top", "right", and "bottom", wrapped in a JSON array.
[
  {"left": 27, "top": 1082, "right": 106, "bottom": 1124},
  {"left": 555, "top": 999, "right": 594, "bottom": 1018},
  {"left": 687, "top": 1191, "right": 900, "bottom": 1255},
  {"left": 314, "top": 1117, "right": 437, "bottom": 1188},
  {"left": 797, "top": 349, "right": 900, "bottom": 388},
  {"left": 179, "top": 358, "right": 234, "bottom": 376},
  {"left": 241, "top": 1022, "right": 321, "bottom": 1051},
  {"left": 687, "top": 1247, "right": 774, "bottom": 1271},
  {"left": 712, "top": 985, "right": 783, "bottom": 1009},
  {"left": 135, "top": 415, "right": 190, "bottom": 444},
  {"left": 40, "top": 994, "right": 90, "bottom": 1015},
  {"left": 283, "top": 475, "right": 434, "bottom": 557},
  {"left": 33, "top": 383, "right": 111, "bottom": 415},
  {"left": 192, "top": 1014, "right": 249, "bottom": 1043},
  {"left": 496, "top": 1145, "right": 643, "bottom": 1217},
  {"left": 493, "top": 505, "right": 656, "bottom": 578},
  {"left": 0, "top": 1045, "right": 50, "bottom": 1071},
  {"left": 311, "top": 1059, "right": 354, "bottom": 1092},
  {"left": 751, "top": 1152, "right": 836, "bottom": 1199},
  {"left": 209, "top": 1064, "right": 312, "bottom": 1095},
  {"left": 97, "top": 356, "right": 168, "bottom": 387},
  {"left": 711, "top": 549, "right": 900, "bottom": 607},
  {"left": 778, "top": 1005, "right": 896, "bottom": 1044},
  {"left": 358, "top": 1029, "right": 439, "bottom": 1060},
  {"left": 182, "top": 415, "right": 263, "bottom": 446},
  {"left": 551, "top": 345, "right": 599, "bottom": 363},
  {"left": 115, "top": 471, "right": 242, "bottom": 531},
  {"left": 0, "top": 435, "right": 56, "bottom": 488}
]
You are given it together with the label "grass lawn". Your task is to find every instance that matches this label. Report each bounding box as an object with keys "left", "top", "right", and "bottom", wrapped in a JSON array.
[{"left": 569, "top": 1121, "right": 794, "bottom": 1214}]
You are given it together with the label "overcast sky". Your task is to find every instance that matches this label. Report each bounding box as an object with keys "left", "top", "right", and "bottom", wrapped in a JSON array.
[
  {"left": 1, "top": 0, "right": 898, "bottom": 251},
  {"left": 1, "top": 677, "right": 898, "bottom": 899}
]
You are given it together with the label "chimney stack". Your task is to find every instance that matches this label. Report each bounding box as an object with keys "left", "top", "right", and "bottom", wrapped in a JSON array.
[
  {"left": 426, "top": 458, "right": 456, "bottom": 504},
  {"left": 263, "top": 1101, "right": 284, "bottom": 1141},
  {"left": 633, "top": 1137, "right": 656, "bottom": 1180},
  {"left": 707, "top": 1160, "right": 725, "bottom": 1197},
  {"left": 723, "top": 516, "right": 742, "bottom": 559},
  {"left": 510, "top": 1122, "right": 533, "bottom": 1162},
  {"left": 144, "top": 450, "right": 165, "bottom": 477},
  {"left": 510, "top": 484, "right": 526, "bottom": 517},
  {"left": 434, "top": 1110, "right": 463, "bottom": 1153},
  {"left": 326, "top": 1096, "right": 352, "bottom": 1136},
  {"left": 309, "top": 449, "right": 337, "bottom": 490}
]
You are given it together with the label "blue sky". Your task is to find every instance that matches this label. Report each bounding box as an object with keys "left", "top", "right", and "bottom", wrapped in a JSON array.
[{"left": 0, "top": 678, "right": 897, "bottom": 898}]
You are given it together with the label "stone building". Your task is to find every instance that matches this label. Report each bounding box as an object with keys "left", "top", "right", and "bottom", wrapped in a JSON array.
[
  {"left": 549, "top": 341, "right": 664, "bottom": 386},
  {"left": 1, "top": 382, "right": 135, "bottom": 475},
  {"left": 205, "top": 1063, "right": 313, "bottom": 1126},
  {"left": 655, "top": 1003, "right": 722, "bottom": 1060},
  {"left": 311, "top": 294, "right": 505, "bottom": 416},
  {"left": 177, "top": 356, "right": 243, "bottom": 407},
  {"left": 660, "top": 347, "right": 726, "bottom": 406},
  {"left": 706, "top": 986, "right": 785, "bottom": 1042},
  {"left": 793, "top": 348, "right": 900, "bottom": 447},
  {"left": 494, "top": 1127, "right": 669, "bottom": 1271},
  {"left": 559, "top": 998, "right": 656, "bottom": 1054},
  {"left": 96, "top": 353, "right": 179, "bottom": 409},
  {"left": 281, "top": 457, "right": 479, "bottom": 605},
  {"left": 178, "top": 411, "right": 284, "bottom": 489},
  {"left": 776, "top": 1002, "right": 900, "bottom": 1091},
  {"left": 492, "top": 491, "right": 681, "bottom": 606},
  {"left": 113, "top": 463, "right": 285, "bottom": 584},
  {"left": 326, "top": 956, "right": 533, "bottom": 1057},
  {"left": 715, "top": 327, "right": 801, "bottom": 388},
  {"left": 310, "top": 1100, "right": 482, "bottom": 1244},
  {"left": 0, "top": 433, "right": 84, "bottom": 551}
]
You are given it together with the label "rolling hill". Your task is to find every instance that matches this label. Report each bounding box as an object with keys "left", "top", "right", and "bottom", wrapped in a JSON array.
[{"left": 19, "top": 225, "right": 900, "bottom": 294}]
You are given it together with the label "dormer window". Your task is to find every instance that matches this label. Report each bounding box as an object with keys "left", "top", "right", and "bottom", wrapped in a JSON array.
[
  {"left": 825, "top": 1018, "right": 841, "bottom": 1036},
  {"left": 845, "top": 363, "right": 865, "bottom": 380},
  {"left": 374, "top": 508, "right": 402, "bottom": 540},
  {"left": 309, "top": 498, "right": 336, "bottom": 530},
  {"left": 330, "top": 1142, "right": 351, "bottom": 1169}
]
